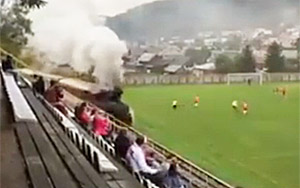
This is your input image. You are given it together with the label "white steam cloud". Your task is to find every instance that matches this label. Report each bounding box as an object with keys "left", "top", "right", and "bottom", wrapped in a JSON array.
[{"left": 27, "top": 0, "right": 160, "bottom": 89}]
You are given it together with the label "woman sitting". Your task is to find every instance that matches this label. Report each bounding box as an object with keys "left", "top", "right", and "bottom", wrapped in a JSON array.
[
  {"left": 77, "top": 103, "right": 92, "bottom": 128},
  {"left": 92, "top": 110, "right": 111, "bottom": 139},
  {"left": 162, "top": 162, "right": 185, "bottom": 188},
  {"left": 44, "top": 82, "right": 68, "bottom": 116}
]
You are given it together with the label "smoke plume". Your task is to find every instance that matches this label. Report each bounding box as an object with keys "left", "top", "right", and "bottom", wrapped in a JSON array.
[{"left": 26, "top": 0, "right": 159, "bottom": 89}]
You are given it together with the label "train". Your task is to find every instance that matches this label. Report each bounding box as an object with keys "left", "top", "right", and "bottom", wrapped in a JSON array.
[
  {"left": 19, "top": 69, "right": 133, "bottom": 125},
  {"left": 59, "top": 79, "right": 133, "bottom": 125}
]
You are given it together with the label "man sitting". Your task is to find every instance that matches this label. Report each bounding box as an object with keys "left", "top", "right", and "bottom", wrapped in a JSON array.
[
  {"left": 126, "top": 136, "right": 166, "bottom": 186},
  {"left": 126, "top": 137, "right": 158, "bottom": 174}
]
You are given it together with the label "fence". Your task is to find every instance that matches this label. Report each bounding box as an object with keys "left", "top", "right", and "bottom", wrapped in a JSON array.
[{"left": 123, "top": 72, "right": 300, "bottom": 85}]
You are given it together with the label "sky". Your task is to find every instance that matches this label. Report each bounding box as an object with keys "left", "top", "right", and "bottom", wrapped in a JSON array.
[
  {"left": 89, "top": 0, "right": 164, "bottom": 17},
  {"left": 1, "top": 0, "right": 163, "bottom": 16}
]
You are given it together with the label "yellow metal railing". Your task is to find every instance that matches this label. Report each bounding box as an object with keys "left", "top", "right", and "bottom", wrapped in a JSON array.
[{"left": 0, "top": 48, "right": 28, "bottom": 68}]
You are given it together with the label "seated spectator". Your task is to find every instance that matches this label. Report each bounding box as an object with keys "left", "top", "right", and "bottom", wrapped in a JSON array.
[
  {"left": 114, "top": 129, "right": 131, "bottom": 159},
  {"left": 159, "top": 154, "right": 175, "bottom": 173},
  {"left": 126, "top": 137, "right": 165, "bottom": 186},
  {"left": 92, "top": 110, "right": 111, "bottom": 138},
  {"left": 145, "top": 151, "right": 161, "bottom": 169},
  {"left": 78, "top": 102, "right": 91, "bottom": 126},
  {"left": 44, "top": 81, "right": 68, "bottom": 116},
  {"left": 2, "top": 55, "right": 14, "bottom": 72},
  {"left": 32, "top": 75, "right": 45, "bottom": 96},
  {"left": 162, "top": 162, "right": 185, "bottom": 188},
  {"left": 126, "top": 136, "right": 158, "bottom": 174},
  {"left": 74, "top": 102, "right": 87, "bottom": 120},
  {"left": 53, "top": 86, "right": 68, "bottom": 116},
  {"left": 74, "top": 104, "right": 81, "bottom": 119},
  {"left": 44, "top": 80, "right": 58, "bottom": 103}
]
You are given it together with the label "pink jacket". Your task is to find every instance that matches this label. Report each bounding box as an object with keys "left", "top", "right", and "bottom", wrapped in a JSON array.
[{"left": 92, "top": 115, "right": 109, "bottom": 136}]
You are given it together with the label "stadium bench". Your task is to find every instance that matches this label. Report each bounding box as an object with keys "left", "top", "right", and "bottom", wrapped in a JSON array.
[
  {"left": 22, "top": 87, "right": 145, "bottom": 187},
  {"left": 20, "top": 88, "right": 110, "bottom": 188},
  {"left": 22, "top": 88, "right": 118, "bottom": 173},
  {"left": 1, "top": 70, "right": 37, "bottom": 122}
]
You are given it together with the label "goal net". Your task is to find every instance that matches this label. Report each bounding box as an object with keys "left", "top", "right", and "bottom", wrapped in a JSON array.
[{"left": 227, "top": 72, "right": 264, "bottom": 85}]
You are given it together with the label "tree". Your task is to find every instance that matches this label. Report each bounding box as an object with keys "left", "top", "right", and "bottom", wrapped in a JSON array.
[
  {"left": 236, "top": 45, "right": 256, "bottom": 72},
  {"left": 215, "top": 54, "right": 236, "bottom": 73},
  {"left": 0, "top": 0, "right": 46, "bottom": 55},
  {"left": 20, "top": 0, "right": 46, "bottom": 8},
  {"left": 1, "top": 4, "right": 32, "bottom": 55},
  {"left": 265, "top": 42, "right": 285, "bottom": 72}
]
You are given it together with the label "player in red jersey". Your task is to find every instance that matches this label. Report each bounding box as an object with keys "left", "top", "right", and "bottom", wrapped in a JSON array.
[
  {"left": 242, "top": 102, "right": 248, "bottom": 115},
  {"left": 194, "top": 96, "right": 200, "bottom": 107},
  {"left": 282, "top": 87, "right": 287, "bottom": 97}
]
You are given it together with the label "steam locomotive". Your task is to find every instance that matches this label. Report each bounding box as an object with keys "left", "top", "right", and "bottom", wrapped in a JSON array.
[
  {"left": 57, "top": 78, "right": 133, "bottom": 125},
  {"left": 19, "top": 69, "right": 133, "bottom": 125}
]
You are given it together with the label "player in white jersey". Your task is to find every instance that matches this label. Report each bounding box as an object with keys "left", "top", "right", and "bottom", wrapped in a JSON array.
[
  {"left": 232, "top": 100, "right": 238, "bottom": 111},
  {"left": 172, "top": 100, "right": 178, "bottom": 109}
]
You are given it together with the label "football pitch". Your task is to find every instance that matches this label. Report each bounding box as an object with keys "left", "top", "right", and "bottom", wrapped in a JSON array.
[{"left": 123, "top": 83, "right": 299, "bottom": 188}]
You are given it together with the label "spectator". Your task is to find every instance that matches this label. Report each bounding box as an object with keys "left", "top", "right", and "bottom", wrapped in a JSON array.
[
  {"left": 44, "top": 81, "right": 68, "bottom": 116},
  {"left": 44, "top": 80, "right": 58, "bottom": 103},
  {"left": 126, "top": 136, "right": 165, "bottom": 186},
  {"left": 162, "top": 162, "right": 185, "bottom": 188},
  {"left": 78, "top": 102, "right": 91, "bottom": 126},
  {"left": 146, "top": 151, "right": 161, "bottom": 169},
  {"left": 74, "top": 102, "right": 87, "bottom": 119},
  {"left": 92, "top": 110, "right": 111, "bottom": 138},
  {"left": 114, "top": 129, "right": 131, "bottom": 159},
  {"left": 32, "top": 75, "right": 45, "bottom": 96},
  {"left": 2, "top": 55, "right": 14, "bottom": 72},
  {"left": 126, "top": 136, "right": 158, "bottom": 174},
  {"left": 160, "top": 154, "right": 175, "bottom": 173},
  {"left": 53, "top": 86, "right": 68, "bottom": 116}
]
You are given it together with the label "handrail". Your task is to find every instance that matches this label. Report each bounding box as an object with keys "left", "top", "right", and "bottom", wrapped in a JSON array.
[{"left": 0, "top": 48, "right": 29, "bottom": 68}]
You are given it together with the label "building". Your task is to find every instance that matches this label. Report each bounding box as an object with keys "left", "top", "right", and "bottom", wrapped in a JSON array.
[
  {"left": 137, "top": 53, "right": 167, "bottom": 73},
  {"left": 163, "top": 55, "right": 191, "bottom": 74}
]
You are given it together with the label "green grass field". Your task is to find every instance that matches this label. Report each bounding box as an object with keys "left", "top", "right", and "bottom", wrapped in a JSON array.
[{"left": 123, "top": 83, "right": 299, "bottom": 188}]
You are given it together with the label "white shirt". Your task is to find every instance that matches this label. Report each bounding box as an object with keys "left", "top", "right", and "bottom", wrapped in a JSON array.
[
  {"left": 172, "top": 100, "right": 177, "bottom": 106},
  {"left": 232, "top": 100, "right": 238, "bottom": 107},
  {"left": 126, "top": 143, "right": 158, "bottom": 174}
]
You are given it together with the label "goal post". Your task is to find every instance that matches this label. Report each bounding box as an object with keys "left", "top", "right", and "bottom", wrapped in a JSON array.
[{"left": 227, "top": 72, "right": 264, "bottom": 85}]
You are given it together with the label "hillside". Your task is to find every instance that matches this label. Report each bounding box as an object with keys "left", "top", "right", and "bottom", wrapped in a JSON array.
[{"left": 106, "top": 0, "right": 299, "bottom": 41}]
